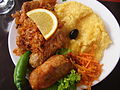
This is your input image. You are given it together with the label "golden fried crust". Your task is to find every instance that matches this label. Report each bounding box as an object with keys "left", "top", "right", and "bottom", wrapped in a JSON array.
[
  {"left": 29, "top": 29, "right": 68, "bottom": 68},
  {"left": 29, "top": 55, "right": 73, "bottom": 90},
  {"left": 39, "top": 0, "right": 57, "bottom": 6},
  {"left": 22, "top": 1, "right": 41, "bottom": 12},
  {"left": 22, "top": 0, "right": 57, "bottom": 12}
]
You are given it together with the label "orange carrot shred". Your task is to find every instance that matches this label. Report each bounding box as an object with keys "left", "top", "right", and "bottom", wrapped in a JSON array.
[{"left": 68, "top": 45, "right": 103, "bottom": 90}]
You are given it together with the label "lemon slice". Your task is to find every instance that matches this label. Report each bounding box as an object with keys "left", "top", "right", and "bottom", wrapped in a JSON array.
[{"left": 26, "top": 9, "right": 58, "bottom": 40}]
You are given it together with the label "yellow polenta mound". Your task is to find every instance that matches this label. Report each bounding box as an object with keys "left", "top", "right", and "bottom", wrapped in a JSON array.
[{"left": 55, "top": 1, "right": 112, "bottom": 61}]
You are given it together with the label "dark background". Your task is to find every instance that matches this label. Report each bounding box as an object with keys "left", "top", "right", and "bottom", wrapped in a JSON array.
[{"left": 0, "top": 0, "right": 120, "bottom": 90}]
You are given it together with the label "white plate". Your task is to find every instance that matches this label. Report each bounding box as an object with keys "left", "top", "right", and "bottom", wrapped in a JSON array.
[{"left": 8, "top": 0, "right": 120, "bottom": 88}]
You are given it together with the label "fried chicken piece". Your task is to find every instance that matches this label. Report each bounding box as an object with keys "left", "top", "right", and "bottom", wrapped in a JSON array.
[
  {"left": 29, "top": 55, "right": 73, "bottom": 89},
  {"left": 22, "top": 0, "right": 56, "bottom": 12},
  {"left": 38, "top": 0, "right": 57, "bottom": 6},
  {"left": 13, "top": 0, "right": 68, "bottom": 68},
  {"left": 22, "top": 1, "right": 40, "bottom": 12},
  {"left": 12, "top": 0, "right": 57, "bottom": 56},
  {"left": 29, "top": 29, "right": 68, "bottom": 68}
]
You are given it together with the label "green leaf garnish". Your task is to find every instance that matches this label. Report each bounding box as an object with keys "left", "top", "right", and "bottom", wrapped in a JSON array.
[
  {"left": 56, "top": 48, "right": 72, "bottom": 55},
  {"left": 57, "top": 69, "right": 81, "bottom": 90},
  {"left": 43, "top": 69, "right": 81, "bottom": 90},
  {"left": 62, "top": 0, "right": 67, "bottom": 2}
]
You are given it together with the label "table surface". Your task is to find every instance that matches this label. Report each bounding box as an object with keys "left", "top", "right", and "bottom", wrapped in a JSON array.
[{"left": 0, "top": 0, "right": 120, "bottom": 90}]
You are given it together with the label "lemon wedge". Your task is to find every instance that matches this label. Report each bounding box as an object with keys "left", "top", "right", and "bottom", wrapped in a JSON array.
[{"left": 26, "top": 9, "right": 58, "bottom": 40}]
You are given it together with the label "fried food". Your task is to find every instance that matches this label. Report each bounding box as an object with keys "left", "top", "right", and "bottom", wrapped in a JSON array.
[
  {"left": 22, "top": 1, "right": 41, "bottom": 13},
  {"left": 29, "top": 29, "right": 67, "bottom": 68},
  {"left": 38, "top": 0, "right": 56, "bottom": 6},
  {"left": 12, "top": 0, "right": 57, "bottom": 56},
  {"left": 12, "top": 1, "right": 44, "bottom": 56},
  {"left": 13, "top": 0, "right": 67, "bottom": 67},
  {"left": 22, "top": 0, "right": 56, "bottom": 13},
  {"left": 13, "top": 17, "right": 45, "bottom": 56},
  {"left": 12, "top": 1, "right": 108, "bottom": 90},
  {"left": 29, "top": 55, "right": 73, "bottom": 89}
]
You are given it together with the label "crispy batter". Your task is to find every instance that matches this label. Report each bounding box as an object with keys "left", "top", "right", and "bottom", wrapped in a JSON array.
[
  {"left": 29, "top": 55, "right": 73, "bottom": 90},
  {"left": 13, "top": 16, "right": 45, "bottom": 55},
  {"left": 12, "top": 0, "right": 68, "bottom": 68},
  {"left": 12, "top": 0, "right": 57, "bottom": 55},
  {"left": 29, "top": 29, "right": 68, "bottom": 68},
  {"left": 22, "top": 0, "right": 56, "bottom": 13},
  {"left": 22, "top": 1, "right": 41, "bottom": 13}
]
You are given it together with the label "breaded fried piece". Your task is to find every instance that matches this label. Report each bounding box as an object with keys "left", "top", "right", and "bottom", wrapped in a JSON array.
[
  {"left": 12, "top": 0, "right": 57, "bottom": 56},
  {"left": 22, "top": 1, "right": 41, "bottom": 12},
  {"left": 38, "top": 0, "right": 57, "bottom": 6},
  {"left": 29, "top": 55, "right": 73, "bottom": 89},
  {"left": 13, "top": 0, "right": 68, "bottom": 68},
  {"left": 29, "top": 29, "right": 68, "bottom": 68},
  {"left": 22, "top": 0, "right": 56, "bottom": 12}
]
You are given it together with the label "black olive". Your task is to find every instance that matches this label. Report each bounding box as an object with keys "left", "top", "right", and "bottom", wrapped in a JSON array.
[{"left": 69, "top": 29, "right": 79, "bottom": 39}]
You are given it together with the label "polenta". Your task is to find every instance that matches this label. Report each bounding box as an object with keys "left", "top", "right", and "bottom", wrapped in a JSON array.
[{"left": 55, "top": 1, "right": 112, "bottom": 61}]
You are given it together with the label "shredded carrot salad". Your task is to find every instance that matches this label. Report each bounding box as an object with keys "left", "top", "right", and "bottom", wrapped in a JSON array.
[{"left": 68, "top": 45, "right": 103, "bottom": 90}]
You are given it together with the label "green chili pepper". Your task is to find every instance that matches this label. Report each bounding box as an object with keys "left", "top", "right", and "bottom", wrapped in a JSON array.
[{"left": 14, "top": 51, "right": 31, "bottom": 90}]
